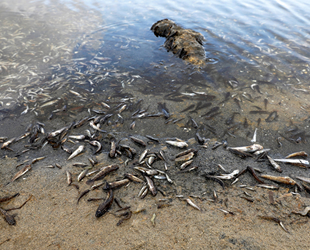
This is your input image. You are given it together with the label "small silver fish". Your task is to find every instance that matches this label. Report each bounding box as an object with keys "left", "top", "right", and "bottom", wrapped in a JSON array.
[
  {"left": 88, "top": 140, "right": 102, "bottom": 154},
  {"left": 251, "top": 128, "right": 258, "bottom": 143},
  {"left": 31, "top": 156, "right": 46, "bottom": 164},
  {"left": 215, "top": 169, "right": 239, "bottom": 180},
  {"left": 125, "top": 173, "right": 144, "bottom": 183},
  {"left": 273, "top": 158, "right": 309, "bottom": 167},
  {"left": 69, "top": 135, "right": 86, "bottom": 140},
  {"left": 186, "top": 198, "right": 201, "bottom": 211},
  {"left": 166, "top": 140, "right": 188, "bottom": 148},
  {"left": 139, "top": 149, "right": 149, "bottom": 163},
  {"left": 68, "top": 145, "right": 85, "bottom": 160},
  {"left": 77, "top": 169, "right": 88, "bottom": 182},
  {"left": 180, "top": 160, "right": 193, "bottom": 170},
  {"left": 145, "top": 176, "right": 157, "bottom": 196},
  {"left": 40, "top": 99, "right": 59, "bottom": 108},
  {"left": 1, "top": 137, "right": 16, "bottom": 149},
  {"left": 11, "top": 164, "right": 32, "bottom": 182},
  {"left": 267, "top": 155, "right": 282, "bottom": 173},
  {"left": 227, "top": 144, "right": 263, "bottom": 153},
  {"left": 66, "top": 171, "right": 72, "bottom": 185}
]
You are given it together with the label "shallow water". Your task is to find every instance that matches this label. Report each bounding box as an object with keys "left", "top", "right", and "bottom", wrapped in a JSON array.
[{"left": 1, "top": 0, "right": 310, "bottom": 248}]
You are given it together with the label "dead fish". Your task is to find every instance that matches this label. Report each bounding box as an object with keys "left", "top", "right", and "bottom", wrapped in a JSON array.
[
  {"left": 68, "top": 145, "right": 85, "bottom": 160},
  {"left": 251, "top": 128, "right": 258, "bottom": 143},
  {"left": 95, "top": 189, "right": 114, "bottom": 218},
  {"left": 267, "top": 155, "right": 282, "bottom": 173},
  {"left": 90, "top": 181, "right": 105, "bottom": 190},
  {"left": 88, "top": 158, "right": 97, "bottom": 166},
  {"left": 11, "top": 164, "right": 32, "bottom": 182},
  {"left": 195, "top": 132, "right": 205, "bottom": 144},
  {"left": 103, "top": 179, "right": 130, "bottom": 190},
  {"left": 258, "top": 215, "right": 289, "bottom": 233},
  {"left": 151, "top": 213, "right": 156, "bottom": 226},
  {"left": 295, "top": 176, "right": 310, "bottom": 184},
  {"left": 273, "top": 158, "right": 309, "bottom": 167},
  {"left": 145, "top": 176, "right": 157, "bottom": 196},
  {"left": 260, "top": 174, "right": 296, "bottom": 185},
  {"left": 189, "top": 117, "right": 198, "bottom": 128},
  {"left": 88, "top": 140, "right": 102, "bottom": 154},
  {"left": 48, "top": 127, "right": 67, "bottom": 138},
  {"left": 186, "top": 198, "right": 201, "bottom": 211},
  {"left": 1, "top": 137, "right": 16, "bottom": 149},
  {"left": 146, "top": 135, "right": 160, "bottom": 143},
  {"left": 77, "top": 169, "right": 88, "bottom": 182},
  {"left": 139, "top": 149, "right": 149, "bottom": 163},
  {"left": 265, "top": 111, "right": 278, "bottom": 122},
  {"left": 124, "top": 173, "right": 144, "bottom": 183},
  {"left": 215, "top": 169, "right": 239, "bottom": 180},
  {"left": 251, "top": 83, "right": 262, "bottom": 94},
  {"left": 15, "top": 132, "right": 31, "bottom": 142},
  {"left": 118, "top": 104, "right": 127, "bottom": 113},
  {"left": 249, "top": 110, "right": 269, "bottom": 114},
  {"left": 74, "top": 117, "right": 89, "bottom": 128},
  {"left": 116, "top": 211, "right": 132, "bottom": 226},
  {"left": 69, "top": 135, "right": 86, "bottom": 140},
  {"left": 130, "top": 136, "right": 147, "bottom": 147},
  {"left": 175, "top": 152, "right": 195, "bottom": 162},
  {"left": 69, "top": 90, "right": 83, "bottom": 98},
  {"left": 134, "top": 167, "right": 159, "bottom": 176},
  {"left": 101, "top": 101, "right": 111, "bottom": 109},
  {"left": 180, "top": 160, "right": 193, "bottom": 170},
  {"left": 164, "top": 173, "right": 174, "bottom": 184},
  {"left": 138, "top": 185, "right": 148, "bottom": 198},
  {"left": 227, "top": 144, "right": 263, "bottom": 153},
  {"left": 31, "top": 156, "right": 46, "bottom": 164},
  {"left": 109, "top": 139, "right": 116, "bottom": 158},
  {"left": 77, "top": 189, "right": 90, "bottom": 204},
  {"left": 201, "top": 107, "right": 220, "bottom": 117},
  {"left": 218, "top": 208, "right": 234, "bottom": 215},
  {"left": 0, "top": 208, "right": 16, "bottom": 225},
  {"left": 66, "top": 171, "right": 72, "bottom": 185},
  {"left": 73, "top": 162, "right": 88, "bottom": 167},
  {"left": 40, "top": 99, "right": 59, "bottom": 108},
  {"left": 145, "top": 155, "right": 154, "bottom": 167},
  {"left": 61, "top": 145, "right": 72, "bottom": 154},
  {"left": 89, "top": 120, "right": 106, "bottom": 133},
  {"left": 86, "top": 165, "right": 119, "bottom": 185},
  {"left": 292, "top": 206, "right": 310, "bottom": 216},
  {"left": 174, "top": 148, "right": 196, "bottom": 158},
  {"left": 166, "top": 140, "right": 188, "bottom": 148},
  {"left": 130, "top": 121, "right": 136, "bottom": 130},
  {"left": 285, "top": 151, "right": 308, "bottom": 159},
  {"left": 181, "top": 104, "right": 195, "bottom": 113},
  {"left": 212, "top": 141, "right": 223, "bottom": 150},
  {"left": 256, "top": 184, "right": 279, "bottom": 190}
]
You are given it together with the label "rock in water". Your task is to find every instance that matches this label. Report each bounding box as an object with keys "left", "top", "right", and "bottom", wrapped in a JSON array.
[{"left": 151, "top": 19, "right": 206, "bottom": 65}]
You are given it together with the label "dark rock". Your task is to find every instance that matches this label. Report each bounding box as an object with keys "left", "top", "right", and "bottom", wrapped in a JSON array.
[{"left": 151, "top": 19, "right": 206, "bottom": 65}]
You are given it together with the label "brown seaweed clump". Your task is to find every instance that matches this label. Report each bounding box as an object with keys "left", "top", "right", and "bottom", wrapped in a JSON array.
[{"left": 151, "top": 19, "right": 206, "bottom": 66}]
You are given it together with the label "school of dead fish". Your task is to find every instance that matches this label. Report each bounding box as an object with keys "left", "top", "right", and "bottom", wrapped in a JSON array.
[
  {"left": 1, "top": 93, "right": 310, "bottom": 230},
  {"left": 1, "top": 3, "right": 310, "bottom": 235}
]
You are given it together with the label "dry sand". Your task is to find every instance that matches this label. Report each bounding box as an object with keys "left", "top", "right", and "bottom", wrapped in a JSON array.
[{"left": 1, "top": 154, "right": 310, "bottom": 250}]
